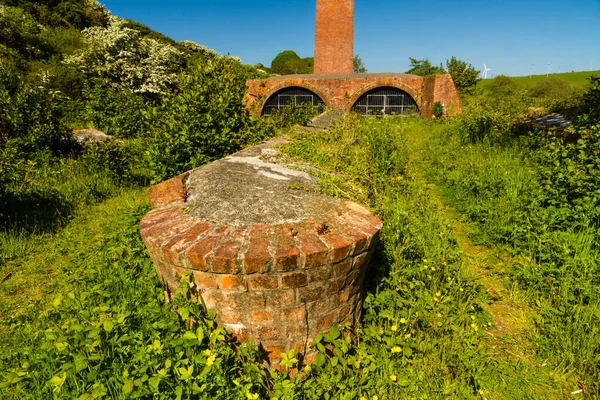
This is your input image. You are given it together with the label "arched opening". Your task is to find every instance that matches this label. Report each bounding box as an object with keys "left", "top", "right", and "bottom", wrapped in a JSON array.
[
  {"left": 262, "top": 87, "right": 325, "bottom": 116},
  {"left": 352, "top": 87, "right": 419, "bottom": 116}
]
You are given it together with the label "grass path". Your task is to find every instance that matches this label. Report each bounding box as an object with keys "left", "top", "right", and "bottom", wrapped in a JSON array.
[{"left": 404, "top": 126, "right": 573, "bottom": 399}]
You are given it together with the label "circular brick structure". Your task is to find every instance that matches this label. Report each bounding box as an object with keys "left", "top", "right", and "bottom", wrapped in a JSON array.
[{"left": 140, "top": 138, "right": 382, "bottom": 363}]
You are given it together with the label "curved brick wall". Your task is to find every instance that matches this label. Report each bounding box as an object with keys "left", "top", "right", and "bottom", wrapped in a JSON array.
[
  {"left": 245, "top": 73, "right": 462, "bottom": 118},
  {"left": 140, "top": 139, "right": 382, "bottom": 363}
]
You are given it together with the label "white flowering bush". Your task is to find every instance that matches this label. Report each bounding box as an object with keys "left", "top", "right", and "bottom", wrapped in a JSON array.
[{"left": 65, "top": 15, "right": 183, "bottom": 95}]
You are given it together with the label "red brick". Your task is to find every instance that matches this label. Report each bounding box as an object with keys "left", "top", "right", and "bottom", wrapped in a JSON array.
[
  {"left": 139, "top": 207, "right": 181, "bottom": 231},
  {"left": 299, "top": 286, "right": 324, "bottom": 303},
  {"left": 316, "top": 312, "right": 336, "bottom": 332},
  {"left": 263, "top": 345, "right": 286, "bottom": 360},
  {"left": 162, "top": 222, "right": 213, "bottom": 264},
  {"left": 249, "top": 275, "right": 279, "bottom": 291},
  {"left": 184, "top": 226, "right": 230, "bottom": 271},
  {"left": 309, "top": 297, "right": 332, "bottom": 315},
  {"left": 334, "top": 216, "right": 369, "bottom": 255},
  {"left": 319, "top": 231, "right": 352, "bottom": 264},
  {"left": 307, "top": 265, "right": 332, "bottom": 283},
  {"left": 218, "top": 275, "right": 246, "bottom": 291},
  {"left": 338, "top": 288, "right": 351, "bottom": 303},
  {"left": 141, "top": 214, "right": 188, "bottom": 243},
  {"left": 243, "top": 225, "right": 272, "bottom": 274},
  {"left": 246, "top": 292, "right": 267, "bottom": 308},
  {"left": 257, "top": 327, "right": 281, "bottom": 341},
  {"left": 211, "top": 227, "right": 246, "bottom": 274},
  {"left": 191, "top": 271, "right": 218, "bottom": 290},
  {"left": 297, "top": 230, "right": 329, "bottom": 269},
  {"left": 303, "top": 353, "right": 317, "bottom": 365},
  {"left": 146, "top": 172, "right": 188, "bottom": 208},
  {"left": 314, "top": 0, "right": 354, "bottom": 74},
  {"left": 249, "top": 310, "right": 273, "bottom": 324},
  {"left": 280, "top": 272, "right": 308, "bottom": 289},
  {"left": 333, "top": 258, "right": 353, "bottom": 279},
  {"left": 345, "top": 269, "right": 361, "bottom": 288},
  {"left": 202, "top": 291, "right": 237, "bottom": 310},
  {"left": 282, "top": 306, "right": 306, "bottom": 322},
  {"left": 272, "top": 226, "right": 300, "bottom": 271},
  {"left": 266, "top": 290, "right": 296, "bottom": 308},
  {"left": 220, "top": 311, "right": 242, "bottom": 324},
  {"left": 285, "top": 324, "right": 308, "bottom": 339}
]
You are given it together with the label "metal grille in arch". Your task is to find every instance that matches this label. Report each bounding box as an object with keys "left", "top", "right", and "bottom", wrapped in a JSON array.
[
  {"left": 262, "top": 87, "right": 325, "bottom": 116},
  {"left": 352, "top": 87, "right": 419, "bottom": 116}
]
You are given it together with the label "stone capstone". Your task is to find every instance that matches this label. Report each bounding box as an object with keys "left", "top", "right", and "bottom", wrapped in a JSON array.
[{"left": 139, "top": 138, "right": 383, "bottom": 364}]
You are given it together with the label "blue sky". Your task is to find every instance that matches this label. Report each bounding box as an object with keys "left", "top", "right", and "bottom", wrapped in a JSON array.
[{"left": 101, "top": 0, "right": 600, "bottom": 77}]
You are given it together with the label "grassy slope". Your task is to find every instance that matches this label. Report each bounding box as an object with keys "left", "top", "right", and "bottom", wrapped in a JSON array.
[{"left": 478, "top": 70, "right": 600, "bottom": 90}]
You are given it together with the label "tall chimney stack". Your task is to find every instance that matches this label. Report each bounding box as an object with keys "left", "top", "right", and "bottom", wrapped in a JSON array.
[{"left": 314, "top": 0, "right": 354, "bottom": 74}]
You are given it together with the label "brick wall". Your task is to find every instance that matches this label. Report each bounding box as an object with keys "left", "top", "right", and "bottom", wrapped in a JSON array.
[
  {"left": 245, "top": 73, "right": 462, "bottom": 118},
  {"left": 314, "top": 0, "right": 354, "bottom": 74},
  {"left": 140, "top": 167, "right": 382, "bottom": 365}
]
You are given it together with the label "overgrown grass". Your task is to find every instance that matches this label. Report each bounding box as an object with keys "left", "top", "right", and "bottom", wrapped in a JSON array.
[
  {"left": 422, "top": 117, "right": 600, "bottom": 396},
  {"left": 3, "top": 111, "right": 597, "bottom": 398}
]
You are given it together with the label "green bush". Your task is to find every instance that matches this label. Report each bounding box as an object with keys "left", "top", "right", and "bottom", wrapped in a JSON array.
[
  {"left": 0, "top": 64, "right": 70, "bottom": 155},
  {"left": 147, "top": 57, "right": 275, "bottom": 183},
  {"left": 81, "top": 81, "right": 152, "bottom": 138},
  {"left": 487, "top": 75, "right": 521, "bottom": 98},
  {"left": 432, "top": 101, "right": 444, "bottom": 118}
]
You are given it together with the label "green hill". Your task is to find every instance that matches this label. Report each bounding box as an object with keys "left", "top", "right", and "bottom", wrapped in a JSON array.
[{"left": 479, "top": 70, "right": 600, "bottom": 90}]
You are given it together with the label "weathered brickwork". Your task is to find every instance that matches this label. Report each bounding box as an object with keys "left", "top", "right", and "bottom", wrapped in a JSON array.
[
  {"left": 315, "top": 0, "right": 354, "bottom": 74},
  {"left": 140, "top": 162, "right": 382, "bottom": 364},
  {"left": 245, "top": 73, "right": 462, "bottom": 118}
]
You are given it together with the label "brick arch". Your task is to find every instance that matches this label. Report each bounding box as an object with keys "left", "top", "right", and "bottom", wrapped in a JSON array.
[
  {"left": 346, "top": 81, "right": 422, "bottom": 113},
  {"left": 258, "top": 81, "right": 331, "bottom": 115}
]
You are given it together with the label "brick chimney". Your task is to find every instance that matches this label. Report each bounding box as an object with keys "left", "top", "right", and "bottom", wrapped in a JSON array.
[{"left": 314, "top": 0, "right": 354, "bottom": 74}]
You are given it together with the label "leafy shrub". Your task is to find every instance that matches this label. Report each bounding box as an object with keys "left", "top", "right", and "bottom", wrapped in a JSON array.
[
  {"left": 0, "top": 5, "right": 51, "bottom": 59},
  {"left": 81, "top": 80, "right": 151, "bottom": 138},
  {"left": 146, "top": 57, "right": 275, "bottom": 182},
  {"left": 65, "top": 15, "right": 185, "bottom": 95},
  {"left": 432, "top": 101, "right": 444, "bottom": 118},
  {"left": 580, "top": 75, "right": 600, "bottom": 124},
  {"left": 0, "top": 65, "right": 70, "bottom": 155},
  {"left": 487, "top": 75, "right": 521, "bottom": 98}
]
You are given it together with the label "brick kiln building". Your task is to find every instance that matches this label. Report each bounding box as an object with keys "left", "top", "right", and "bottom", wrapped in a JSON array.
[{"left": 245, "top": 0, "right": 462, "bottom": 118}]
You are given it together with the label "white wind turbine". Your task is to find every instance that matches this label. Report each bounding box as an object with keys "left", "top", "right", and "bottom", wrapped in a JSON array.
[{"left": 483, "top": 63, "right": 491, "bottom": 79}]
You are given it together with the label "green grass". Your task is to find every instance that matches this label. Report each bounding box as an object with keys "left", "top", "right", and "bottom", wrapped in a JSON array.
[
  {"left": 1, "top": 110, "right": 598, "bottom": 398},
  {"left": 478, "top": 69, "right": 600, "bottom": 91}
]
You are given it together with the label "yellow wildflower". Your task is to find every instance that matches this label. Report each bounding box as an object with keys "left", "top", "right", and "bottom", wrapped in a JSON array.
[
  {"left": 373, "top": 396, "right": 379, "bottom": 400},
  {"left": 247, "top": 393, "right": 259, "bottom": 400},
  {"left": 391, "top": 325, "right": 398, "bottom": 332},
  {"left": 399, "top": 318, "right": 407, "bottom": 324},
  {"left": 390, "top": 374, "right": 397, "bottom": 382},
  {"left": 206, "top": 354, "right": 216, "bottom": 366},
  {"left": 202, "top": 349, "right": 212, "bottom": 357},
  {"left": 391, "top": 346, "right": 402, "bottom": 353}
]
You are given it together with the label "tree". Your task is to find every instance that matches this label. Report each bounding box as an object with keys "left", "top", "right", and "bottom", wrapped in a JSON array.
[
  {"left": 353, "top": 54, "right": 367, "bottom": 73},
  {"left": 406, "top": 58, "right": 445, "bottom": 76},
  {"left": 445, "top": 56, "right": 480, "bottom": 93},
  {"left": 407, "top": 56, "right": 480, "bottom": 93},
  {"left": 270, "top": 50, "right": 312, "bottom": 75}
]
